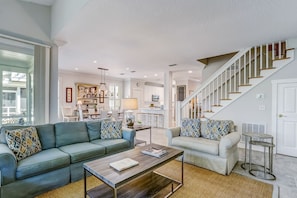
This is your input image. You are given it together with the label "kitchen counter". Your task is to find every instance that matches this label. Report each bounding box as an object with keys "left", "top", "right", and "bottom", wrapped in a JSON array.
[{"left": 137, "top": 108, "right": 164, "bottom": 128}]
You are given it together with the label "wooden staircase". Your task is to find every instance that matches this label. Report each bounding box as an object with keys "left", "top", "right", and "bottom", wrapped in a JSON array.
[{"left": 176, "top": 41, "right": 295, "bottom": 124}]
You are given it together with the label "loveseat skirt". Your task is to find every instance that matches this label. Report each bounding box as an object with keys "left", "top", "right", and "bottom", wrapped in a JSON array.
[{"left": 170, "top": 145, "right": 238, "bottom": 175}]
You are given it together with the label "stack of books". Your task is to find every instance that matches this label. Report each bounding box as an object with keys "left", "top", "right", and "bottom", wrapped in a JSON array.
[
  {"left": 141, "top": 147, "right": 167, "bottom": 158},
  {"left": 109, "top": 158, "right": 139, "bottom": 171}
]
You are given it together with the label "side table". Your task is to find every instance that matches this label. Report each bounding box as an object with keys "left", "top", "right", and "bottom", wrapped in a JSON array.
[
  {"left": 241, "top": 132, "right": 273, "bottom": 170},
  {"left": 126, "top": 125, "right": 152, "bottom": 146},
  {"left": 249, "top": 140, "right": 276, "bottom": 180}
]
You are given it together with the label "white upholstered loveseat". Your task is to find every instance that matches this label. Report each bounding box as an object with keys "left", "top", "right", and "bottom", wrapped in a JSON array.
[{"left": 166, "top": 119, "right": 241, "bottom": 175}]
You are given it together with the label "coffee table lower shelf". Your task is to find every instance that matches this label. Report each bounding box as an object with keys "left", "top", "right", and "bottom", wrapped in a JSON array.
[{"left": 87, "top": 171, "right": 181, "bottom": 198}]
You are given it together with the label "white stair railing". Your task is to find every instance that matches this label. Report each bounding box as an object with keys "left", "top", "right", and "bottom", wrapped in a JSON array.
[{"left": 177, "top": 41, "right": 289, "bottom": 125}]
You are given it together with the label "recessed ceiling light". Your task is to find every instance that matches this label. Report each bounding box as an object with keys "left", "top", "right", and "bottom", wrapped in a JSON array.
[
  {"left": 144, "top": 75, "right": 147, "bottom": 78},
  {"left": 93, "top": 60, "right": 97, "bottom": 63},
  {"left": 154, "top": 73, "right": 158, "bottom": 77},
  {"left": 126, "top": 67, "right": 130, "bottom": 70},
  {"left": 74, "top": 67, "right": 79, "bottom": 71},
  {"left": 188, "top": 70, "right": 193, "bottom": 74}
]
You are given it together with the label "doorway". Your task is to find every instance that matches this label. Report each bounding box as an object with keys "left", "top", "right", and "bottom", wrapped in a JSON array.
[{"left": 272, "top": 79, "right": 297, "bottom": 157}]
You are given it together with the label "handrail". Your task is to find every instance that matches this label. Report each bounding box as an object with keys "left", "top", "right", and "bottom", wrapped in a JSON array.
[{"left": 181, "top": 48, "right": 250, "bottom": 107}]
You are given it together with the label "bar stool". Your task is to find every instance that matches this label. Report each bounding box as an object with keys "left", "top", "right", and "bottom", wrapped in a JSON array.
[
  {"left": 248, "top": 140, "right": 276, "bottom": 180},
  {"left": 153, "top": 114, "right": 161, "bottom": 128}
]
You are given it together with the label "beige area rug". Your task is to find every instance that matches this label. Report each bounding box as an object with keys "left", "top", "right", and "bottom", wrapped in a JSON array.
[{"left": 36, "top": 160, "right": 273, "bottom": 198}]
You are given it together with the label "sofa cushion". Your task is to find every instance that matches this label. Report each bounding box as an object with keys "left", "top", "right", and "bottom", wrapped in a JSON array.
[
  {"left": 5, "top": 127, "right": 42, "bottom": 161},
  {"left": 86, "top": 120, "right": 102, "bottom": 140},
  {"left": 180, "top": 118, "right": 200, "bottom": 138},
  {"left": 59, "top": 142, "right": 105, "bottom": 163},
  {"left": 91, "top": 139, "right": 130, "bottom": 154},
  {"left": 16, "top": 148, "right": 70, "bottom": 180},
  {"left": 172, "top": 136, "right": 219, "bottom": 155},
  {"left": 55, "top": 122, "right": 89, "bottom": 147},
  {"left": 201, "top": 120, "right": 233, "bottom": 140},
  {"left": 35, "top": 124, "right": 56, "bottom": 150},
  {"left": 101, "top": 121, "right": 122, "bottom": 139}
]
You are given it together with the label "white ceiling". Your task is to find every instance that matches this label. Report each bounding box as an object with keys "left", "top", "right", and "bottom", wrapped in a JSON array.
[{"left": 23, "top": 0, "right": 297, "bottom": 82}]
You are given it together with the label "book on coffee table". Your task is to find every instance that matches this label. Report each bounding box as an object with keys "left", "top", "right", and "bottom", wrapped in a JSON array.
[
  {"left": 141, "top": 147, "right": 167, "bottom": 158},
  {"left": 109, "top": 158, "right": 139, "bottom": 171}
]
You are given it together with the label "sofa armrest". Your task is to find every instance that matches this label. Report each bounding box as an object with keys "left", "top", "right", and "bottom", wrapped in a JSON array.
[
  {"left": 219, "top": 132, "right": 241, "bottom": 158},
  {"left": 0, "top": 143, "right": 17, "bottom": 185},
  {"left": 166, "top": 127, "right": 181, "bottom": 146},
  {"left": 122, "top": 128, "right": 136, "bottom": 148}
]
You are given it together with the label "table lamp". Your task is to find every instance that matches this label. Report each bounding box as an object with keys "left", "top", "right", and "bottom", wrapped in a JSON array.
[{"left": 121, "top": 98, "right": 138, "bottom": 127}]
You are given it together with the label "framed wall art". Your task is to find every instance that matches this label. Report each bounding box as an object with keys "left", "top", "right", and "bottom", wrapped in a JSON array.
[
  {"left": 75, "top": 83, "right": 100, "bottom": 106},
  {"left": 66, "top": 87, "right": 72, "bottom": 103},
  {"left": 76, "top": 83, "right": 98, "bottom": 99}
]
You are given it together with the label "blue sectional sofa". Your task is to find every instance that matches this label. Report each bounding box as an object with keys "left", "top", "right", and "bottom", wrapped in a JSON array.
[{"left": 0, "top": 120, "right": 136, "bottom": 198}]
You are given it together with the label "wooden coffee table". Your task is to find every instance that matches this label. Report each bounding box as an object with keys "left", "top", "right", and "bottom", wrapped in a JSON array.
[{"left": 83, "top": 144, "right": 184, "bottom": 198}]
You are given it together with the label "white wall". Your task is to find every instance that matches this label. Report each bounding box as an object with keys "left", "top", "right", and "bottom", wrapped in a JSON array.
[
  {"left": 188, "top": 79, "right": 201, "bottom": 93},
  {"left": 0, "top": 0, "right": 51, "bottom": 43},
  {"left": 51, "top": 0, "right": 89, "bottom": 38},
  {"left": 213, "top": 39, "right": 297, "bottom": 138},
  {"left": 202, "top": 53, "right": 235, "bottom": 82}
]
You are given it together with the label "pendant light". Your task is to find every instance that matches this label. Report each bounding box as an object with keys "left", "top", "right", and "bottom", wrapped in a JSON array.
[{"left": 98, "top": 67, "right": 109, "bottom": 95}]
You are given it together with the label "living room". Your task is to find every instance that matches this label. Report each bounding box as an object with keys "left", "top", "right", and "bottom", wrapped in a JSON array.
[{"left": 0, "top": 0, "right": 297, "bottom": 198}]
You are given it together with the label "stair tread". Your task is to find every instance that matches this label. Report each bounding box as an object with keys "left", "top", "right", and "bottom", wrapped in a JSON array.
[
  {"left": 273, "top": 57, "right": 291, "bottom": 61},
  {"left": 212, "top": 104, "right": 222, "bottom": 107},
  {"left": 229, "top": 92, "right": 241, "bottom": 94},
  {"left": 239, "top": 84, "right": 252, "bottom": 86},
  {"left": 260, "top": 67, "right": 276, "bottom": 70},
  {"left": 248, "top": 76, "right": 264, "bottom": 79},
  {"left": 220, "top": 98, "right": 232, "bottom": 100},
  {"left": 285, "top": 48, "right": 295, "bottom": 51}
]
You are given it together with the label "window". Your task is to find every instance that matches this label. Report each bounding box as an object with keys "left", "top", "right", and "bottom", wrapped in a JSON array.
[
  {"left": 109, "top": 84, "right": 121, "bottom": 110},
  {"left": 0, "top": 37, "right": 50, "bottom": 126}
]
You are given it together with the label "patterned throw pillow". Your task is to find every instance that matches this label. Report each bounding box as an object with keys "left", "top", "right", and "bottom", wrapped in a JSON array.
[
  {"left": 202, "top": 120, "right": 232, "bottom": 140},
  {"left": 101, "top": 121, "right": 122, "bottom": 139},
  {"left": 5, "top": 127, "right": 42, "bottom": 161},
  {"left": 180, "top": 118, "right": 201, "bottom": 138}
]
